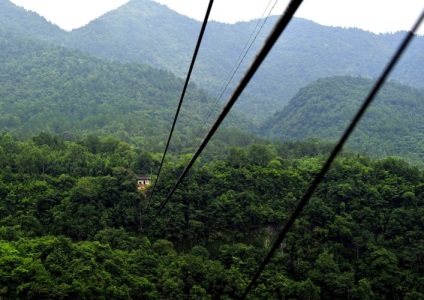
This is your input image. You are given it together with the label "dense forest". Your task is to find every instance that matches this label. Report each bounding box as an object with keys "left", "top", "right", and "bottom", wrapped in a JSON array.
[
  {"left": 2, "top": 0, "right": 424, "bottom": 119},
  {"left": 0, "top": 25, "right": 253, "bottom": 147},
  {"left": 60, "top": 0, "right": 424, "bottom": 119},
  {"left": 261, "top": 76, "right": 424, "bottom": 165},
  {"left": 0, "top": 133, "right": 423, "bottom": 299},
  {"left": 2, "top": 0, "right": 424, "bottom": 298},
  {"left": 2, "top": 24, "right": 424, "bottom": 165}
]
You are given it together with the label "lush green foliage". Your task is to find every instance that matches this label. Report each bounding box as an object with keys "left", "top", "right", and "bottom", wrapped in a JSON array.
[
  {"left": 2, "top": 25, "right": 424, "bottom": 165},
  {"left": 1, "top": 134, "right": 423, "bottom": 299},
  {"left": 2, "top": 0, "right": 423, "bottom": 120},
  {"left": 261, "top": 76, "right": 424, "bottom": 165},
  {"left": 0, "top": 26, "right": 254, "bottom": 148},
  {"left": 62, "top": 2, "right": 424, "bottom": 120},
  {"left": 1, "top": 2, "right": 424, "bottom": 298}
]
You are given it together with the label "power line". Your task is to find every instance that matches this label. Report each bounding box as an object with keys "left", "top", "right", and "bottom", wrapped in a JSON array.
[
  {"left": 189, "top": 0, "right": 279, "bottom": 149},
  {"left": 146, "top": 0, "right": 304, "bottom": 231},
  {"left": 146, "top": 0, "right": 215, "bottom": 208},
  {"left": 240, "top": 8, "right": 424, "bottom": 299}
]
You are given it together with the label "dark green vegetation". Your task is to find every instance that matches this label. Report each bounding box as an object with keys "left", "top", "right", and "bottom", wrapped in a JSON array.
[
  {"left": 0, "top": 25, "right": 253, "bottom": 148},
  {"left": 61, "top": 0, "right": 424, "bottom": 119},
  {"left": 2, "top": 0, "right": 424, "bottom": 119},
  {"left": 1, "top": 134, "right": 424, "bottom": 299},
  {"left": 2, "top": 1, "right": 424, "bottom": 298},
  {"left": 1, "top": 19, "right": 424, "bottom": 164},
  {"left": 261, "top": 76, "right": 424, "bottom": 165}
]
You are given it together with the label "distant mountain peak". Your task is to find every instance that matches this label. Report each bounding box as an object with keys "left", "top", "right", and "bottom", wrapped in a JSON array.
[{"left": 1, "top": 0, "right": 64, "bottom": 42}]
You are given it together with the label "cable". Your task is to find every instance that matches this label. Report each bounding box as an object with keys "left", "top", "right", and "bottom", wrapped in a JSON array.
[
  {"left": 146, "top": 0, "right": 304, "bottom": 232},
  {"left": 146, "top": 0, "right": 215, "bottom": 207},
  {"left": 240, "top": 8, "right": 424, "bottom": 299},
  {"left": 189, "top": 0, "right": 279, "bottom": 149}
]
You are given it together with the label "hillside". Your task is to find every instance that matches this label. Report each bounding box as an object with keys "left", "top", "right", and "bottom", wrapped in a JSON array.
[
  {"left": 58, "top": 0, "right": 424, "bottom": 119},
  {"left": 1, "top": 135, "right": 423, "bottom": 298},
  {"left": 0, "top": 0, "right": 64, "bottom": 41},
  {"left": 1, "top": 1, "right": 424, "bottom": 298},
  {"left": 260, "top": 76, "right": 424, "bottom": 164},
  {"left": 2, "top": 1, "right": 424, "bottom": 163},
  {"left": 2, "top": 0, "right": 423, "bottom": 121},
  {"left": 0, "top": 26, "right": 254, "bottom": 150}
]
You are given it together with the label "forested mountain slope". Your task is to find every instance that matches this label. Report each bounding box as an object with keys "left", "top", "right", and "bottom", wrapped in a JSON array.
[
  {"left": 57, "top": 0, "right": 424, "bottom": 119},
  {"left": 0, "top": 135, "right": 423, "bottom": 299},
  {"left": 1, "top": 2, "right": 424, "bottom": 297},
  {"left": 260, "top": 76, "right": 424, "bottom": 164},
  {"left": 0, "top": 26, "right": 254, "bottom": 148},
  {"left": 2, "top": 0, "right": 423, "bottom": 120},
  {"left": 0, "top": 0, "right": 64, "bottom": 40}
]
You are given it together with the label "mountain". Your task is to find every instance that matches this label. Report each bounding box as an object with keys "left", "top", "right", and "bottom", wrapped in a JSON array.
[
  {"left": 2, "top": 3, "right": 424, "bottom": 297},
  {"left": 0, "top": 0, "right": 64, "bottom": 41},
  {"left": 2, "top": 0, "right": 423, "bottom": 121},
  {"left": 260, "top": 76, "right": 424, "bottom": 164},
  {"left": 0, "top": 26, "right": 254, "bottom": 149},
  {"left": 59, "top": 0, "right": 424, "bottom": 119},
  {"left": 2, "top": 0, "right": 424, "bottom": 162}
]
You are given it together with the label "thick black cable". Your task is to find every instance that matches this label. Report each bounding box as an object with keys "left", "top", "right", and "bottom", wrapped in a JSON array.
[
  {"left": 189, "top": 0, "right": 278, "bottom": 149},
  {"left": 146, "top": 0, "right": 304, "bottom": 231},
  {"left": 241, "top": 8, "right": 424, "bottom": 299},
  {"left": 146, "top": 0, "right": 214, "bottom": 207}
]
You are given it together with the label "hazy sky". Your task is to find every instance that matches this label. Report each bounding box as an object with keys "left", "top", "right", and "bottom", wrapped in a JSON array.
[{"left": 9, "top": 0, "right": 424, "bottom": 35}]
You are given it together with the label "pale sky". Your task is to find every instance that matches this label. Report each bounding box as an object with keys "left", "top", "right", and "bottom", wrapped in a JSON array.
[{"left": 9, "top": 0, "right": 424, "bottom": 35}]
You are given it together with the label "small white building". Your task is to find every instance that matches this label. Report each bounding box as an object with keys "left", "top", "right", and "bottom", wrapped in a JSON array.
[{"left": 137, "top": 175, "right": 151, "bottom": 190}]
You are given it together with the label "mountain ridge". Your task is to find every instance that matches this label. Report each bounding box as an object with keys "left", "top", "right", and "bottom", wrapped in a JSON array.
[
  {"left": 0, "top": 0, "right": 64, "bottom": 41},
  {"left": 260, "top": 76, "right": 424, "bottom": 164},
  {"left": 3, "top": 0, "right": 423, "bottom": 120},
  {"left": 0, "top": 25, "right": 254, "bottom": 149}
]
